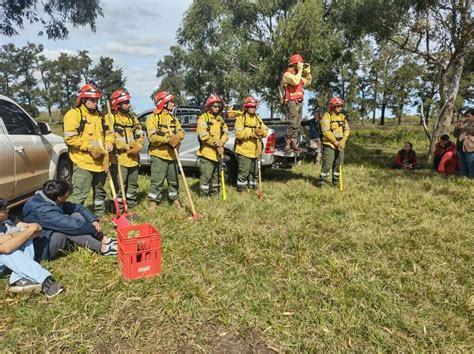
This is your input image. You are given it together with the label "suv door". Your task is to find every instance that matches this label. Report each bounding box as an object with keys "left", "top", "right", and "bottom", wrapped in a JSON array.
[
  {"left": 0, "top": 123, "right": 15, "bottom": 201},
  {"left": 0, "top": 99, "right": 51, "bottom": 199}
]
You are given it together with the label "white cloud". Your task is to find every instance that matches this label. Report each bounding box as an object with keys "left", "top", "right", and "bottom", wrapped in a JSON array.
[
  {"left": 42, "top": 48, "right": 75, "bottom": 60},
  {"left": 104, "top": 41, "right": 157, "bottom": 56}
]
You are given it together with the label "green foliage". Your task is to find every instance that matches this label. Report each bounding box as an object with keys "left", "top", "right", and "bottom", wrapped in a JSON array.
[
  {"left": 0, "top": 0, "right": 103, "bottom": 39},
  {"left": 89, "top": 57, "right": 126, "bottom": 98}
]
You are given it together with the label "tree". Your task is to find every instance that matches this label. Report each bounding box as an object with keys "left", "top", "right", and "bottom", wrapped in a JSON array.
[
  {"left": 49, "top": 52, "right": 88, "bottom": 113},
  {"left": 0, "top": 44, "right": 19, "bottom": 98},
  {"left": 334, "top": 0, "right": 474, "bottom": 159},
  {"left": 89, "top": 56, "right": 126, "bottom": 98},
  {"left": 13, "top": 43, "right": 41, "bottom": 117},
  {"left": 1, "top": 0, "right": 103, "bottom": 39},
  {"left": 389, "top": 58, "right": 419, "bottom": 125}
]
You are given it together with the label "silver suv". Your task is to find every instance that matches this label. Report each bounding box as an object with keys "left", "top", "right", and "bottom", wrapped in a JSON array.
[{"left": 0, "top": 95, "right": 71, "bottom": 207}]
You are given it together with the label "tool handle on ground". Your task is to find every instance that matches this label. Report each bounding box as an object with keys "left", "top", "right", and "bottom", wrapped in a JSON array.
[
  {"left": 257, "top": 139, "right": 263, "bottom": 194},
  {"left": 99, "top": 139, "right": 120, "bottom": 217},
  {"left": 106, "top": 100, "right": 129, "bottom": 213},
  {"left": 166, "top": 123, "right": 198, "bottom": 215},
  {"left": 339, "top": 164, "right": 343, "bottom": 192},
  {"left": 218, "top": 151, "right": 227, "bottom": 201}
]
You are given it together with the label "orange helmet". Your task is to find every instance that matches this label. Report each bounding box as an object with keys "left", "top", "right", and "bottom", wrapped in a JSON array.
[
  {"left": 76, "top": 83, "right": 101, "bottom": 106},
  {"left": 204, "top": 94, "right": 223, "bottom": 109},
  {"left": 328, "top": 97, "right": 345, "bottom": 110},
  {"left": 288, "top": 54, "right": 304, "bottom": 66},
  {"left": 154, "top": 91, "right": 175, "bottom": 112},
  {"left": 111, "top": 88, "right": 131, "bottom": 111},
  {"left": 242, "top": 96, "right": 258, "bottom": 110}
]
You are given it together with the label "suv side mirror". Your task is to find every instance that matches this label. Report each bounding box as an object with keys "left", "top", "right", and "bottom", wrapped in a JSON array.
[{"left": 38, "top": 122, "right": 51, "bottom": 135}]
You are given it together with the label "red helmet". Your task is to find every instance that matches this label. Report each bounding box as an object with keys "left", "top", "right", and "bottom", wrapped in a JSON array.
[
  {"left": 154, "top": 91, "right": 175, "bottom": 112},
  {"left": 288, "top": 54, "right": 304, "bottom": 66},
  {"left": 329, "top": 97, "right": 345, "bottom": 109},
  {"left": 242, "top": 96, "right": 258, "bottom": 110},
  {"left": 111, "top": 88, "right": 131, "bottom": 111},
  {"left": 76, "top": 83, "right": 101, "bottom": 106},
  {"left": 204, "top": 94, "right": 223, "bottom": 109}
]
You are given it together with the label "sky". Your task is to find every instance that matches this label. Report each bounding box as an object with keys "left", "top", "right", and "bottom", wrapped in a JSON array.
[
  {"left": 1, "top": 0, "right": 329, "bottom": 119},
  {"left": 1, "top": 0, "right": 193, "bottom": 114}
]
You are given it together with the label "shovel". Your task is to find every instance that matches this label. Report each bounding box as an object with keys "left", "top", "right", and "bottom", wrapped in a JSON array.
[
  {"left": 219, "top": 151, "right": 227, "bottom": 201},
  {"left": 99, "top": 139, "right": 130, "bottom": 227},
  {"left": 166, "top": 123, "right": 204, "bottom": 220}
]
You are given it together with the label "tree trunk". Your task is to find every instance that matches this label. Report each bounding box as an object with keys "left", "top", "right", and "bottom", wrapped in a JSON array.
[
  {"left": 380, "top": 102, "right": 386, "bottom": 125},
  {"left": 428, "top": 55, "right": 465, "bottom": 161}
]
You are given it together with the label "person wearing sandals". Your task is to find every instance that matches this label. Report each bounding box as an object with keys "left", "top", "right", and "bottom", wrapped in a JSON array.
[
  {"left": 0, "top": 198, "right": 64, "bottom": 298},
  {"left": 23, "top": 180, "right": 117, "bottom": 259}
]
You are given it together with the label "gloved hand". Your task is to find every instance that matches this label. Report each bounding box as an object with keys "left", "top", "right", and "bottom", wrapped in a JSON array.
[
  {"left": 148, "top": 134, "right": 163, "bottom": 145},
  {"left": 127, "top": 141, "right": 142, "bottom": 156},
  {"left": 169, "top": 134, "right": 181, "bottom": 148},
  {"left": 338, "top": 139, "right": 346, "bottom": 150},
  {"left": 127, "top": 142, "right": 143, "bottom": 156},
  {"left": 115, "top": 139, "right": 130, "bottom": 151},
  {"left": 255, "top": 127, "right": 266, "bottom": 137},
  {"left": 216, "top": 146, "right": 224, "bottom": 157},
  {"left": 303, "top": 63, "right": 311, "bottom": 74},
  {"left": 297, "top": 61, "right": 304, "bottom": 72},
  {"left": 90, "top": 145, "right": 105, "bottom": 159},
  {"left": 214, "top": 139, "right": 225, "bottom": 147}
]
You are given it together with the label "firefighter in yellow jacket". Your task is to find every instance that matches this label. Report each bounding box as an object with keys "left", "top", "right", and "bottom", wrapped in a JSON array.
[
  {"left": 234, "top": 96, "right": 268, "bottom": 192},
  {"left": 196, "top": 95, "right": 229, "bottom": 197},
  {"left": 281, "top": 53, "right": 312, "bottom": 153},
  {"left": 63, "top": 83, "right": 114, "bottom": 217},
  {"left": 106, "top": 88, "right": 144, "bottom": 209},
  {"left": 317, "top": 97, "right": 350, "bottom": 187},
  {"left": 146, "top": 91, "right": 185, "bottom": 209}
]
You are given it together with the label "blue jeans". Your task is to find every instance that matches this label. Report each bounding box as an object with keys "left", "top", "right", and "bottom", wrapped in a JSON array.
[
  {"left": 458, "top": 151, "right": 474, "bottom": 178},
  {"left": 0, "top": 240, "right": 51, "bottom": 285}
]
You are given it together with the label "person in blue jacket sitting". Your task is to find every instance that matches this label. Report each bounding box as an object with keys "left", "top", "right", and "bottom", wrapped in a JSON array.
[
  {"left": 301, "top": 111, "right": 322, "bottom": 164},
  {"left": 23, "top": 180, "right": 117, "bottom": 260}
]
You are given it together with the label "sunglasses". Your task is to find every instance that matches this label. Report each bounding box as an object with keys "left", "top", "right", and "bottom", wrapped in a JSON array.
[
  {"left": 121, "top": 100, "right": 130, "bottom": 105},
  {"left": 211, "top": 104, "right": 221, "bottom": 108}
]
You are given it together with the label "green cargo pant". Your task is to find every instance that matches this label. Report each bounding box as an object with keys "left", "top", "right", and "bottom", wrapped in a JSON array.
[
  {"left": 285, "top": 100, "right": 303, "bottom": 139},
  {"left": 199, "top": 157, "right": 220, "bottom": 197},
  {"left": 237, "top": 154, "right": 257, "bottom": 192},
  {"left": 69, "top": 165, "right": 107, "bottom": 217},
  {"left": 148, "top": 156, "right": 179, "bottom": 202},
  {"left": 110, "top": 164, "right": 139, "bottom": 209},
  {"left": 318, "top": 145, "right": 344, "bottom": 186}
]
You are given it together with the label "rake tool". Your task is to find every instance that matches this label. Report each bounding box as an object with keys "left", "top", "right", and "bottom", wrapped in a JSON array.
[
  {"left": 339, "top": 164, "right": 343, "bottom": 192},
  {"left": 166, "top": 123, "right": 204, "bottom": 220},
  {"left": 98, "top": 139, "right": 129, "bottom": 227}
]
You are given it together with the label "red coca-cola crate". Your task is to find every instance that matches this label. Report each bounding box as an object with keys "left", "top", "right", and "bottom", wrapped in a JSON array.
[
  {"left": 117, "top": 223, "right": 161, "bottom": 254},
  {"left": 116, "top": 224, "right": 162, "bottom": 280}
]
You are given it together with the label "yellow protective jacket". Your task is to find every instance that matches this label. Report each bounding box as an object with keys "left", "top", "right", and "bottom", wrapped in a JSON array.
[
  {"left": 63, "top": 105, "right": 114, "bottom": 172},
  {"left": 234, "top": 112, "right": 268, "bottom": 158},
  {"left": 105, "top": 111, "right": 144, "bottom": 168},
  {"left": 146, "top": 110, "right": 185, "bottom": 161},
  {"left": 196, "top": 112, "right": 229, "bottom": 162},
  {"left": 320, "top": 111, "right": 350, "bottom": 149}
]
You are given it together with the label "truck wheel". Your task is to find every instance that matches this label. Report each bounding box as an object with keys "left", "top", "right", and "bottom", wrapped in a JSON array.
[
  {"left": 57, "top": 156, "right": 72, "bottom": 182},
  {"left": 223, "top": 152, "right": 237, "bottom": 184}
]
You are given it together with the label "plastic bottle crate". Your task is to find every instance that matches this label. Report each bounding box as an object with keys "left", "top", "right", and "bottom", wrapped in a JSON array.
[
  {"left": 117, "top": 223, "right": 161, "bottom": 254},
  {"left": 116, "top": 224, "right": 162, "bottom": 280}
]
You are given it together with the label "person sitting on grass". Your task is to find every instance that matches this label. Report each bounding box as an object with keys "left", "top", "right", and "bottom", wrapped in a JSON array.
[
  {"left": 0, "top": 198, "right": 64, "bottom": 298},
  {"left": 433, "top": 134, "right": 458, "bottom": 175},
  {"left": 393, "top": 142, "right": 421, "bottom": 170},
  {"left": 23, "top": 180, "right": 117, "bottom": 261}
]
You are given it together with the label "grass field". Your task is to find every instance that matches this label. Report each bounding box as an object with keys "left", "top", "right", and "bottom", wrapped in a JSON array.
[{"left": 1, "top": 125, "right": 472, "bottom": 351}]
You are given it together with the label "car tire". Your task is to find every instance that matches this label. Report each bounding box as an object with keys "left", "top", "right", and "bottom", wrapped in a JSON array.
[
  {"left": 57, "top": 156, "right": 73, "bottom": 182},
  {"left": 223, "top": 152, "right": 237, "bottom": 184}
]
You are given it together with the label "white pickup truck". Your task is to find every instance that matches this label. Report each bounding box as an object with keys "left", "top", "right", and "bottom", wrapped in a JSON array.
[
  {"left": 137, "top": 106, "right": 279, "bottom": 182},
  {"left": 0, "top": 95, "right": 72, "bottom": 207}
]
